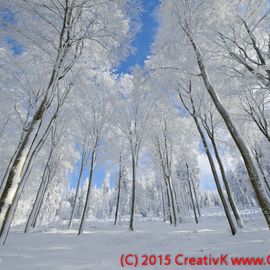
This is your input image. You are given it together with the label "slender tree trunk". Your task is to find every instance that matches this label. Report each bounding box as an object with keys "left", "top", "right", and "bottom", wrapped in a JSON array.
[
  {"left": 167, "top": 176, "right": 177, "bottom": 226},
  {"left": 186, "top": 163, "right": 198, "bottom": 224},
  {"left": 193, "top": 117, "right": 237, "bottom": 235},
  {"left": 160, "top": 185, "right": 166, "bottom": 222},
  {"left": 114, "top": 153, "right": 122, "bottom": 226},
  {"left": 68, "top": 142, "right": 87, "bottom": 229},
  {"left": 164, "top": 179, "right": 172, "bottom": 224},
  {"left": 32, "top": 167, "right": 53, "bottom": 228},
  {"left": 254, "top": 154, "right": 270, "bottom": 194},
  {"left": 184, "top": 185, "right": 192, "bottom": 214},
  {"left": 24, "top": 147, "right": 54, "bottom": 233},
  {"left": 173, "top": 186, "right": 182, "bottom": 223},
  {"left": 210, "top": 136, "right": 244, "bottom": 228},
  {"left": 78, "top": 147, "right": 96, "bottom": 235},
  {"left": 190, "top": 175, "right": 201, "bottom": 217},
  {"left": 129, "top": 154, "right": 136, "bottom": 231},
  {"left": 184, "top": 29, "right": 270, "bottom": 228}
]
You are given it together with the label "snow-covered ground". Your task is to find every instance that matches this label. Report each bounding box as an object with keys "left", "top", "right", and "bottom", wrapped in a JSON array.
[{"left": 1, "top": 208, "right": 270, "bottom": 270}]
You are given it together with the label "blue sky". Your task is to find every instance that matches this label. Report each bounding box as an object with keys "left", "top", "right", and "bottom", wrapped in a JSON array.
[{"left": 116, "top": 0, "right": 159, "bottom": 74}]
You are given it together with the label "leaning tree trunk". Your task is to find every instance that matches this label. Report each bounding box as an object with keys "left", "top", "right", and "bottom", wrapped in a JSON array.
[
  {"left": 31, "top": 167, "right": 53, "bottom": 229},
  {"left": 0, "top": 102, "right": 58, "bottom": 243},
  {"left": 0, "top": 65, "right": 63, "bottom": 241},
  {"left": 210, "top": 135, "right": 244, "bottom": 228},
  {"left": 24, "top": 146, "right": 54, "bottom": 233},
  {"left": 186, "top": 163, "right": 198, "bottom": 224},
  {"left": 78, "top": 146, "right": 97, "bottom": 235},
  {"left": 193, "top": 117, "right": 237, "bottom": 235},
  {"left": 28, "top": 122, "right": 61, "bottom": 230},
  {"left": 185, "top": 29, "right": 270, "bottom": 228},
  {"left": 0, "top": 104, "right": 45, "bottom": 230}
]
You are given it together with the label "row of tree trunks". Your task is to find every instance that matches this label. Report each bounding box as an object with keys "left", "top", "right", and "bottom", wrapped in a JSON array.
[{"left": 183, "top": 27, "right": 270, "bottom": 228}]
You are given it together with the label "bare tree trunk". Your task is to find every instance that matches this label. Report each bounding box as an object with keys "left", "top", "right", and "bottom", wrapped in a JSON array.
[
  {"left": 184, "top": 185, "right": 191, "bottom": 214},
  {"left": 190, "top": 174, "right": 201, "bottom": 217},
  {"left": 167, "top": 176, "right": 177, "bottom": 226},
  {"left": 210, "top": 136, "right": 244, "bottom": 228},
  {"left": 0, "top": 105, "right": 59, "bottom": 243},
  {"left": 173, "top": 186, "right": 182, "bottom": 223},
  {"left": 68, "top": 139, "right": 87, "bottom": 229},
  {"left": 193, "top": 117, "right": 237, "bottom": 235},
  {"left": 114, "top": 153, "right": 122, "bottom": 226},
  {"left": 184, "top": 28, "right": 270, "bottom": 228},
  {"left": 31, "top": 170, "right": 52, "bottom": 228},
  {"left": 0, "top": 145, "right": 21, "bottom": 197},
  {"left": 164, "top": 179, "right": 172, "bottom": 224},
  {"left": 1, "top": 151, "right": 37, "bottom": 245},
  {"left": 186, "top": 163, "right": 198, "bottom": 224},
  {"left": 253, "top": 151, "right": 270, "bottom": 194},
  {"left": 0, "top": 105, "right": 45, "bottom": 230},
  {"left": 160, "top": 184, "right": 166, "bottom": 222},
  {"left": 24, "top": 146, "right": 54, "bottom": 233},
  {"left": 78, "top": 146, "right": 97, "bottom": 235},
  {"left": 129, "top": 153, "right": 136, "bottom": 231}
]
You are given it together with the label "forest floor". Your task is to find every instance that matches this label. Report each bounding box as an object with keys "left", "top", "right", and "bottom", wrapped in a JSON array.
[{"left": 0, "top": 208, "right": 269, "bottom": 270}]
